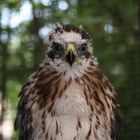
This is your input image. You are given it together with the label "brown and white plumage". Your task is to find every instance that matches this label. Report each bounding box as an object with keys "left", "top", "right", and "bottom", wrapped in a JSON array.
[{"left": 15, "top": 24, "right": 120, "bottom": 140}]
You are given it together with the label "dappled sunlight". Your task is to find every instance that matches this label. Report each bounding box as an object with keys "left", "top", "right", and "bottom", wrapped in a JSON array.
[
  {"left": 58, "top": 1, "right": 69, "bottom": 11},
  {"left": 0, "top": 102, "right": 14, "bottom": 140}
]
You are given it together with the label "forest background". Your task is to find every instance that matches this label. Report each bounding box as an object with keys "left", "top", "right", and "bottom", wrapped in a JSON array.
[{"left": 0, "top": 0, "right": 140, "bottom": 139}]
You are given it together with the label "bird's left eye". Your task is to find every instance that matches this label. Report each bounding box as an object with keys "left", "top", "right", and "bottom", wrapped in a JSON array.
[
  {"left": 53, "top": 42, "right": 63, "bottom": 54},
  {"left": 79, "top": 44, "right": 87, "bottom": 53}
]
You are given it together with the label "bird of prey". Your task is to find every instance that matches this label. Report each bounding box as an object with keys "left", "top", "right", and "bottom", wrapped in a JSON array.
[{"left": 15, "top": 24, "right": 120, "bottom": 140}]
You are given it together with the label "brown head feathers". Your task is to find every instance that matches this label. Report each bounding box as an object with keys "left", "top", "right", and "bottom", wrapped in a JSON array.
[{"left": 49, "top": 24, "right": 92, "bottom": 41}]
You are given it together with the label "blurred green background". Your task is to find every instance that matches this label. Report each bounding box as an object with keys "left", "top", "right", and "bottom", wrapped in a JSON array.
[{"left": 0, "top": 0, "right": 140, "bottom": 139}]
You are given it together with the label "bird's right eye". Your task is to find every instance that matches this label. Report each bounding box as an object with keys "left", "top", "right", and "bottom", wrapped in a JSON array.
[
  {"left": 79, "top": 43, "right": 87, "bottom": 53},
  {"left": 53, "top": 43, "right": 63, "bottom": 54}
]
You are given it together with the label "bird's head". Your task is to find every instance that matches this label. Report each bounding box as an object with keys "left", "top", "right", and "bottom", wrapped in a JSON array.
[{"left": 47, "top": 24, "right": 93, "bottom": 66}]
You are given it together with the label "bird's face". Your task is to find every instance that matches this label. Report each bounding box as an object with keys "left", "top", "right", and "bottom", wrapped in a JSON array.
[{"left": 47, "top": 25, "right": 92, "bottom": 66}]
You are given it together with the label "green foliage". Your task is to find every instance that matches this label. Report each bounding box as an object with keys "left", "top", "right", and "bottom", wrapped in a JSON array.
[{"left": 7, "top": 80, "right": 20, "bottom": 110}]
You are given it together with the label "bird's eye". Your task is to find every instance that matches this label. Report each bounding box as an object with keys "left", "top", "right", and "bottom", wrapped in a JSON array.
[
  {"left": 79, "top": 44, "right": 87, "bottom": 53},
  {"left": 53, "top": 43, "right": 63, "bottom": 54}
]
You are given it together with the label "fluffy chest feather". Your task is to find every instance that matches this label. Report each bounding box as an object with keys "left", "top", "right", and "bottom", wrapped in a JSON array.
[
  {"left": 32, "top": 81, "right": 92, "bottom": 140},
  {"left": 53, "top": 82, "right": 91, "bottom": 117},
  {"left": 31, "top": 78, "right": 112, "bottom": 140}
]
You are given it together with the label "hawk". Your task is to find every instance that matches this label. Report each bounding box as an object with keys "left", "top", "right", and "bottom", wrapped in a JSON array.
[{"left": 15, "top": 24, "right": 120, "bottom": 140}]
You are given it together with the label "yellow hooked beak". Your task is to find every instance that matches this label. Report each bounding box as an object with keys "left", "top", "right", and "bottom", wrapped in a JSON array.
[
  {"left": 66, "top": 43, "right": 76, "bottom": 53},
  {"left": 66, "top": 43, "right": 76, "bottom": 66}
]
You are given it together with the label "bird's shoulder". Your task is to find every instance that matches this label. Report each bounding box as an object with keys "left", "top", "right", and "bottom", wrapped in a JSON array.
[{"left": 14, "top": 61, "right": 53, "bottom": 130}]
